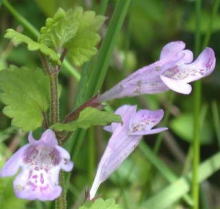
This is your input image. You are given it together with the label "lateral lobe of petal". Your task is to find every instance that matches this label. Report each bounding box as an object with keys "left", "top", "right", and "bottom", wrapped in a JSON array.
[
  {"left": 56, "top": 146, "right": 74, "bottom": 172},
  {"left": 0, "top": 145, "right": 29, "bottom": 177}
]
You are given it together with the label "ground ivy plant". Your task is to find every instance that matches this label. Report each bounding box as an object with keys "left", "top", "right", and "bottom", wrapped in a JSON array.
[
  {"left": 0, "top": 6, "right": 122, "bottom": 209},
  {"left": 0, "top": 3, "right": 217, "bottom": 209}
]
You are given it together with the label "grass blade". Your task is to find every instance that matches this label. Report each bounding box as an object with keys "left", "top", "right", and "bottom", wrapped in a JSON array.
[
  {"left": 212, "top": 101, "right": 220, "bottom": 147},
  {"left": 192, "top": 0, "right": 202, "bottom": 208},
  {"left": 142, "top": 152, "right": 220, "bottom": 209},
  {"left": 75, "top": 0, "right": 131, "bottom": 108},
  {"left": 139, "top": 142, "right": 193, "bottom": 206}
]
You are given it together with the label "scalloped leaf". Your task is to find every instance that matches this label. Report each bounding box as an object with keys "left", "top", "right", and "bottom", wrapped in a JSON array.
[
  {"left": 39, "top": 7, "right": 105, "bottom": 66},
  {"left": 67, "top": 8, "right": 105, "bottom": 66},
  {"left": 4, "top": 29, "right": 60, "bottom": 64},
  {"left": 79, "top": 198, "right": 122, "bottom": 209},
  {"left": 0, "top": 66, "right": 50, "bottom": 131},
  {"left": 39, "top": 8, "right": 80, "bottom": 50},
  {"left": 52, "top": 107, "right": 121, "bottom": 131}
]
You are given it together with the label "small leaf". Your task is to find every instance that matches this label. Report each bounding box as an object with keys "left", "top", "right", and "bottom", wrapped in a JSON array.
[
  {"left": 67, "top": 8, "right": 105, "bottom": 66},
  {"left": 39, "top": 7, "right": 105, "bottom": 66},
  {"left": 4, "top": 29, "right": 60, "bottom": 64},
  {"left": 39, "top": 8, "right": 80, "bottom": 50},
  {"left": 52, "top": 107, "right": 121, "bottom": 131},
  {"left": 79, "top": 198, "right": 122, "bottom": 209},
  {"left": 0, "top": 66, "right": 50, "bottom": 131}
]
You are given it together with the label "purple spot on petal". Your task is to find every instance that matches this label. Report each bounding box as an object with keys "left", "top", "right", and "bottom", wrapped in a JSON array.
[
  {"left": 28, "top": 170, "right": 33, "bottom": 179},
  {"left": 23, "top": 145, "right": 39, "bottom": 163},
  {"left": 40, "top": 185, "right": 49, "bottom": 191},
  {"left": 27, "top": 181, "right": 37, "bottom": 191},
  {"left": 40, "top": 173, "right": 44, "bottom": 184},
  {"left": 50, "top": 149, "right": 61, "bottom": 165}
]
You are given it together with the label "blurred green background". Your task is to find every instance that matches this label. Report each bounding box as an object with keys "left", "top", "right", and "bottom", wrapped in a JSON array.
[{"left": 0, "top": 0, "right": 220, "bottom": 209}]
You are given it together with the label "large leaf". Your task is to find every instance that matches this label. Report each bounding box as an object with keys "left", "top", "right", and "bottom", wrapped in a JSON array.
[
  {"left": 79, "top": 198, "right": 122, "bottom": 209},
  {"left": 0, "top": 66, "right": 50, "bottom": 131},
  {"left": 52, "top": 107, "right": 121, "bottom": 131},
  {"left": 4, "top": 29, "right": 60, "bottom": 64}
]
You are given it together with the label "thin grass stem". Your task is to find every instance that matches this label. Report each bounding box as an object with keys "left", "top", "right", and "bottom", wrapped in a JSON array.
[{"left": 192, "top": 0, "right": 202, "bottom": 208}]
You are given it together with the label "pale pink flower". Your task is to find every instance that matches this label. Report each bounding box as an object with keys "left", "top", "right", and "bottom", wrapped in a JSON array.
[
  {"left": 89, "top": 105, "right": 167, "bottom": 199},
  {"left": 98, "top": 41, "right": 215, "bottom": 102},
  {"left": 0, "top": 129, "right": 73, "bottom": 201}
]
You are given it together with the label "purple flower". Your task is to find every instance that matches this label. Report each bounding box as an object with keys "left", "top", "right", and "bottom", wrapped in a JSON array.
[
  {"left": 0, "top": 129, "right": 73, "bottom": 201},
  {"left": 89, "top": 105, "right": 167, "bottom": 199},
  {"left": 98, "top": 41, "right": 216, "bottom": 102}
]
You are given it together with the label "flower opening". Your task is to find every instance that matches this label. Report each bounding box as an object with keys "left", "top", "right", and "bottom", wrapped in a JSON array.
[{"left": 0, "top": 129, "right": 73, "bottom": 201}]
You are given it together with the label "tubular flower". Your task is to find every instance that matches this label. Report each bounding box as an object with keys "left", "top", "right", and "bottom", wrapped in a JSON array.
[
  {"left": 89, "top": 105, "right": 167, "bottom": 200},
  {"left": 98, "top": 41, "right": 216, "bottom": 102},
  {"left": 0, "top": 129, "right": 73, "bottom": 201}
]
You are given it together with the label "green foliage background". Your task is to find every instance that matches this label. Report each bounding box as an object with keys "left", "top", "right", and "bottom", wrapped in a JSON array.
[{"left": 0, "top": 0, "right": 220, "bottom": 209}]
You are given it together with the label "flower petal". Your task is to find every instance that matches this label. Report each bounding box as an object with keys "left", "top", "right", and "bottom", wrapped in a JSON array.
[
  {"left": 115, "top": 105, "right": 136, "bottom": 125},
  {"left": 129, "top": 109, "right": 165, "bottom": 133},
  {"left": 40, "top": 129, "right": 58, "bottom": 146},
  {"left": 13, "top": 167, "right": 62, "bottom": 201},
  {"left": 89, "top": 127, "right": 142, "bottom": 199},
  {"left": 0, "top": 145, "right": 29, "bottom": 177},
  {"left": 161, "top": 47, "right": 216, "bottom": 94},
  {"left": 56, "top": 146, "right": 74, "bottom": 172},
  {"left": 28, "top": 132, "right": 37, "bottom": 144},
  {"left": 160, "top": 41, "right": 186, "bottom": 60},
  {"left": 97, "top": 43, "right": 188, "bottom": 102},
  {"left": 184, "top": 47, "right": 216, "bottom": 82},
  {"left": 107, "top": 105, "right": 137, "bottom": 131},
  {"left": 97, "top": 62, "right": 170, "bottom": 102},
  {"left": 103, "top": 125, "right": 113, "bottom": 133},
  {"left": 160, "top": 75, "right": 192, "bottom": 94},
  {"left": 129, "top": 127, "right": 168, "bottom": 136},
  {"left": 177, "top": 50, "right": 194, "bottom": 64}
]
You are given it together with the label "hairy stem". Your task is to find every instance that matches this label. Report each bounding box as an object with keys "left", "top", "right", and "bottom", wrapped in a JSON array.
[
  {"left": 55, "top": 173, "right": 67, "bottom": 209},
  {"left": 50, "top": 72, "right": 67, "bottom": 209},
  {"left": 49, "top": 72, "right": 59, "bottom": 125}
]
